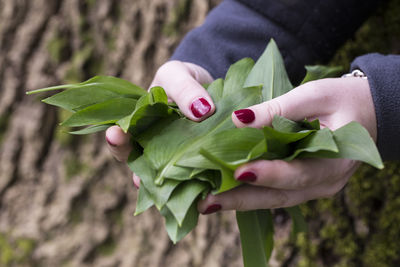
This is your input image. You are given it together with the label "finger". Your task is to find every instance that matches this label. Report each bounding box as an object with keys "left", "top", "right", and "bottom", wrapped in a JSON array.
[
  {"left": 198, "top": 181, "right": 346, "bottom": 213},
  {"left": 232, "top": 80, "right": 336, "bottom": 128},
  {"left": 150, "top": 61, "right": 215, "bottom": 121},
  {"left": 105, "top": 126, "right": 132, "bottom": 162},
  {"left": 234, "top": 158, "right": 356, "bottom": 190},
  {"left": 132, "top": 173, "right": 141, "bottom": 189}
]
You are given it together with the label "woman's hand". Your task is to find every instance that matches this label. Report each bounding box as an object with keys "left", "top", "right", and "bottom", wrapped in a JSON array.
[
  {"left": 105, "top": 61, "right": 214, "bottom": 187},
  {"left": 198, "top": 77, "right": 377, "bottom": 214}
]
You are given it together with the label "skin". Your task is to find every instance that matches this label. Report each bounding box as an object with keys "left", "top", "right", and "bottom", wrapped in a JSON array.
[{"left": 106, "top": 61, "right": 377, "bottom": 214}]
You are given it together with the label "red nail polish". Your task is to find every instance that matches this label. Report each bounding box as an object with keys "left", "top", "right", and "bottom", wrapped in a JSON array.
[
  {"left": 237, "top": 171, "right": 257, "bottom": 182},
  {"left": 106, "top": 136, "right": 117, "bottom": 147},
  {"left": 202, "top": 204, "right": 222, "bottom": 214},
  {"left": 234, "top": 109, "right": 255, "bottom": 123},
  {"left": 191, "top": 98, "right": 211, "bottom": 118}
]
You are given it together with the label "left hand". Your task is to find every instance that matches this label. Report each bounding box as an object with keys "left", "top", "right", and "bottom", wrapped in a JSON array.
[{"left": 198, "top": 77, "right": 376, "bottom": 214}]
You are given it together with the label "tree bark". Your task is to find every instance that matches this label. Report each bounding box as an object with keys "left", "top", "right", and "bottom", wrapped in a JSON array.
[{"left": 0, "top": 1, "right": 247, "bottom": 266}]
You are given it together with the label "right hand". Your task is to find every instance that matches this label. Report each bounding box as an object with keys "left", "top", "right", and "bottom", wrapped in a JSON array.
[{"left": 105, "top": 61, "right": 215, "bottom": 187}]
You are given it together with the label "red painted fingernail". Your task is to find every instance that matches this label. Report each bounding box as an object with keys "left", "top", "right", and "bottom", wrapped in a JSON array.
[
  {"left": 106, "top": 136, "right": 117, "bottom": 147},
  {"left": 202, "top": 204, "right": 222, "bottom": 215},
  {"left": 234, "top": 109, "right": 255, "bottom": 123},
  {"left": 237, "top": 171, "right": 257, "bottom": 182},
  {"left": 191, "top": 98, "right": 211, "bottom": 118}
]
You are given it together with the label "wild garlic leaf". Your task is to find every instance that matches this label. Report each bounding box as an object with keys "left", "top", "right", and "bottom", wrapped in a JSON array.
[
  {"left": 42, "top": 87, "right": 121, "bottom": 112},
  {"left": 166, "top": 180, "right": 208, "bottom": 226},
  {"left": 69, "top": 124, "right": 112, "bottom": 135},
  {"left": 28, "top": 76, "right": 146, "bottom": 97},
  {"left": 61, "top": 98, "right": 137, "bottom": 127},
  {"left": 299, "top": 122, "right": 383, "bottom": 169},
  {"left": 128, "top": 156, "right": 181, "bottom": 210},
  {"left": 199, "top": 149, "right": 241, "bottom": 193},
  {"left": 332, "top": 122, "right": 383, "bottom": 169},
  {"left": 206, "top": 78, "right": 224, "bottom": 102},
  {"left": 272, "top": 115, "right": 310, "bottom": 133},
  {"left": 117, "top": 86, "right": 175, "bottom": 134},
  {"left": 236, "top": 210, "right": 274, "bottom": 267},
  {"left": 244, "top": 39, "right": 293, "bottom": 101},
  {"left": 161, "top": 202, "right": 199, "bottom": 244},
  {"left": 263, "top": 126, "right": 314, "bottom": 145},
  {"left": 285, "top": 128, "right": 338, "bottom": 161},
  {"left": 134, "top": 183, "right": 154, "bottom": 216},
  {"left": 301, "top": 65, "right": 343, "bottom": 85},
  {"left": 176, "top": 127, "right": 265, "bottom": 170}
]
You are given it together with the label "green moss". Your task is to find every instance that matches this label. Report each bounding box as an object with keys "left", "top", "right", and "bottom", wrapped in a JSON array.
[
  {"left": 0, "top": 233, "right": 36, "bottom": 266},
  {"left": 291, "top": 0, "right": 400, "bottom": 264},
  {"left": 64, "top": 45, "right": 94, "bottom": 83},
  {"left": 95, "top": 237, "right": 117, "bottom": 256},
  {"left": 64, "top": 154, "right": 88, "bottom": 181},
  {"left": 163, "top": 0, "right": 191, "bottom": 37},
  {"left": 47, "top": 34, "right": 68, "bottom": 64}
]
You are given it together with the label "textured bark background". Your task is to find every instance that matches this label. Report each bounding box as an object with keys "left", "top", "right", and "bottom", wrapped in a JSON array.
[
  {"left": 0, "top": 0, "right": 400, "bottom": 267},
  {"left": 0, "top": 1, "right": 244, "bottom": 266}
]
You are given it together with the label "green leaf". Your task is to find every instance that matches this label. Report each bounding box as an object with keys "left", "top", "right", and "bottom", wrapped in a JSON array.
[
  {"left": 61, "top": 98, "right": 137, "bottom": 127},
  {"left": 117, "top": 87, "right": 174, "bottom": 134},
  {"left": 134, "top": 183, "right": 154, "bottom": 216},
  {"left": 69, "top": 124, "right": 112, "bottom": 135},
  {"left": 244, "top": 39, "right": 293, "bottom": 101},
  {"left": 298, "top": 122, "right": 383, "bottom": 169},
  {"left": 43, "top": 87, "right": 121, "bottom": 112},
  {"left": 301, "top": 65, "right": 343, "bottom": 85},
  {"left": 236, "top": 210, "right": 274, "bottom": 267},
  {"left": 166, "top": 180, "right": 208, "bottom": 226},
  {"left": 206, "top": 78, "right": 224, "bottom": 102},
  {"left": 128, "top": 156, "right": 181, "bottom": 209},
  {"left": 27, "top": 76, "right": 146, "bottom": 98},
  {"left": 272, "top": 115, "right": 307, "bottom": 133},
  {"left": 332, "top": 122, "right": 383, "bottom": 168},
  {"left": 199, "top": 148, "right": 242, "bottom": 193},
  {"left": 285, "top": 128, "right": 338, "bottom": 161},
  {"left": 161, "top": 202, "right": 199, "bottom": 244},
  {"left": 334, "top": 123, "right": 383, "bottom": 168},
  {"left": 176, "top": 127, "right": 265, "bottom": 170}
]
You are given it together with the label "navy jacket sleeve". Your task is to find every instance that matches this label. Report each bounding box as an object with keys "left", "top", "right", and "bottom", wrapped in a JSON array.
[
  {"left": 171, "top": 0, "right": 400, "bottom": 160},
  {"left": 171, "top": 0, "right": 381, "bottom": 84},
  {"left": 351, "top": 54, "right": 400, "bottom": 160}
]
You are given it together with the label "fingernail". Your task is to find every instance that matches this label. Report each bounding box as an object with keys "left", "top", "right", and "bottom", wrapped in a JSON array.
[
  {"left": 234, "top": 109, "right": 255, "bottom": 123},
  {"left": 106, "top": 136, "right": 117, "bottom": 147},
  {"left": 202, "top": 204, "right": 222, "bottom": 215},
  {"left": 237, "top": 171, "right": 257, "bottom": 182},
  {"left": 191, "top": 98, "right": 211, "bottom": 118}
]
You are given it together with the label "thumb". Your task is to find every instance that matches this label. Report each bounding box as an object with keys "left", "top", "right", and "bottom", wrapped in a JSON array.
[
  {"left": 150, "top": 61, "right": 215, "bottom": 121},
  {"left": 232, "top": 82, "right": 327, "bottom": 128}
]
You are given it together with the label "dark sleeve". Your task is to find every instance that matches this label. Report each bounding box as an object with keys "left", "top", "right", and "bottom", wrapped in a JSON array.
[
  {"left": 170, "top": 0, "right": 381, "bottom": 85},
  {"left": 351, "top": 54, "right": 400, "bottom": 160}
]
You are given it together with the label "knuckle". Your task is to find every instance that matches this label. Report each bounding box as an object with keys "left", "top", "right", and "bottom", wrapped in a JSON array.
[
  {"left": 263, "top": 100, "right": 283, "bottom": 124},
  {"left": 235, "top": 197, "right": 247, "bottom": 211},
  {"left": 270, "top": 189, "right": 289, "bottom": 209}
]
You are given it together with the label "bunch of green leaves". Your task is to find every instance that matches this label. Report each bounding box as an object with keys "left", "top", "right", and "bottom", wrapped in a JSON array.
[{"left": 28, "top": 40, "right": 383, "bottom": 267}]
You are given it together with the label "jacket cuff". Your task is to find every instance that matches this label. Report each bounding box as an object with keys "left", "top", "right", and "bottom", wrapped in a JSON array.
[{"left": 351, "top": 53, "right": 400, "bottom": 160}]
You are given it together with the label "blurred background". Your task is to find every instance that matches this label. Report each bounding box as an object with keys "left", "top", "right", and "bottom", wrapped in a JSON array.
[{"left": 0, "top": 0, "right": 399, "bottom": 266}]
